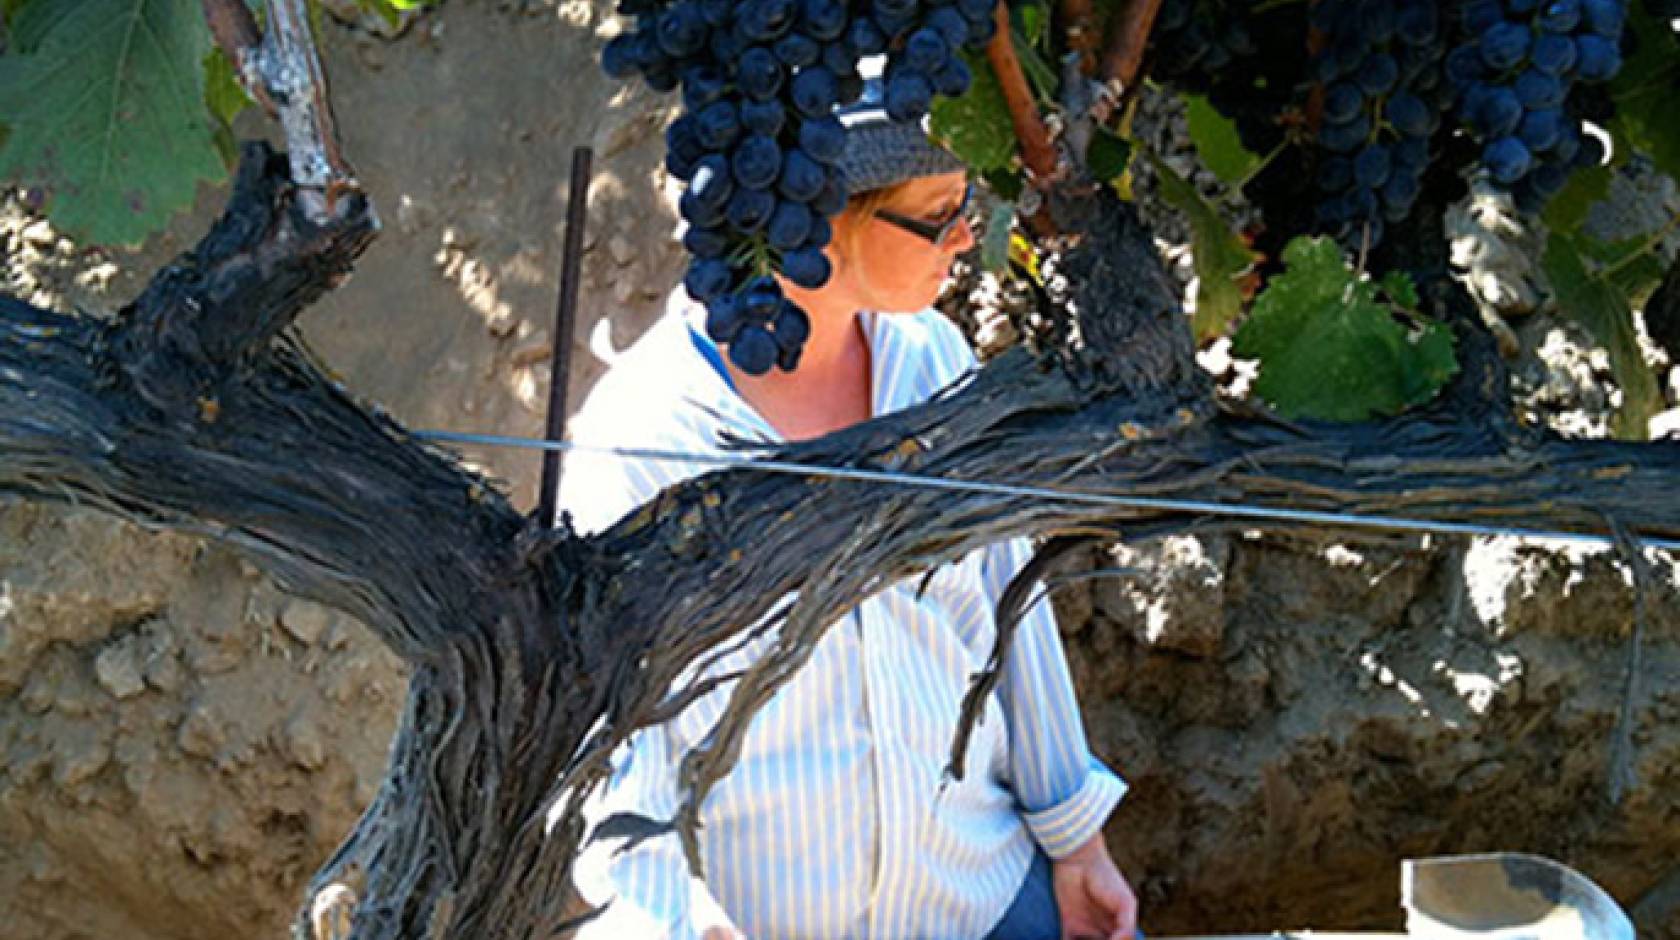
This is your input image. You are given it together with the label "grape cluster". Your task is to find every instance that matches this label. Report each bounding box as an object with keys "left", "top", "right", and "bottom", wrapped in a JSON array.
[
  {"left": 1309, "top": 0, "right": 1452, "bottom": 249},
  {"left": 601, "top": 0, "right": 997, "bottom": 375},
  {"left": 1149, "top": 0, "right": 1261, "bottom": 89},
  {"left": 1446, "top": 0, "right": 1628, "bottom": 214}
]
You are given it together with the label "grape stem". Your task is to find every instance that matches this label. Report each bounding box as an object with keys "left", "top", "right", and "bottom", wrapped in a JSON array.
[
  {"left": 1233, "top": 140, "right": 1288, "bottom": 193},
  {"left": 985, "top": 0, "right": 1060, "bottom": 185},
  {"left": 1096, "top": 0, "right": 1163, "bottom": 101}
]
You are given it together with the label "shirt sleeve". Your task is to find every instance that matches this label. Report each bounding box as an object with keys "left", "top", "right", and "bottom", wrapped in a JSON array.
[
  {"left": 982, "top": 535, "right": 1129, "bottom": 859},
  {"left": 570, "top": 724, "right": 740, "bottom": 940}
]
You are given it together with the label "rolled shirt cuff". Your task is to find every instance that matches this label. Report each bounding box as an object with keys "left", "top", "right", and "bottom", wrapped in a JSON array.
[{"left": 1021, "top": 763, "right": 1129, "bottom": 860}]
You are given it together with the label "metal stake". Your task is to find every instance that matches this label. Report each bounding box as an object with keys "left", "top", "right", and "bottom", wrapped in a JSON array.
[{"left": 538, "top": 146, "right": 592, "bottom": 529}]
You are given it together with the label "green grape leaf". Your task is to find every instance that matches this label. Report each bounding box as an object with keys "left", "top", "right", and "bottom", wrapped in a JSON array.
[
  {"left": 0, "top": 0, "right": 223, "bottom": 246},
  {"left": 1377, "top": 268, "right": 1419, "bottom": 309},
  {"left": 930, "top": 49, "right": 1018, "bottom": 173},
  {"left": 1086, "top": 125, "right": 1131, "bottom": 183},
  {"left": 1541, "top": 163, "right": 1612, "bottom": 233},
  {"left": 1184, "top": 93, "right": 1263, "bottom": 187},
  {"left": 203, "top": 49, "right": 251, "bottom": 168},
  {"left": 1232, "top": 237, "right": 1458, "bottom": 421},
  {"left": 1606, "top": 6, "right": 1680, "bottom": 181},
  {"left": 1543, "top": 233, "right": 1664, "bottom": 440},
  {"left": 1014, "top": 0, "right": 1049, "bottom": 49},
  {"left": 1147, "top": 152, "right": 1257, "bottom": 345}
]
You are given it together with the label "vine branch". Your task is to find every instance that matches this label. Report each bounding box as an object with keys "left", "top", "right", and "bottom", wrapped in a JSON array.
[{"left": 987, "top": 0, "right": 1059, "bottom": 184}]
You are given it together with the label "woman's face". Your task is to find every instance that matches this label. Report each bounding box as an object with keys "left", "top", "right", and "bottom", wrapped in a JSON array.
[{"left": 829, "top": 171, "right": 976, "bottom": 314}]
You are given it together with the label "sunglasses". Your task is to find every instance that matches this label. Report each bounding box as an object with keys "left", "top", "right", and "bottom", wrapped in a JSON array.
[{"left": 873, "top": 182, "right": 974, "bottom": 247}]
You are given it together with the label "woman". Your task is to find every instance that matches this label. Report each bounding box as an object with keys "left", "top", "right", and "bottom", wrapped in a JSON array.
[{"left": 560, "top": 88, "right": 1137, "bottom": 940}]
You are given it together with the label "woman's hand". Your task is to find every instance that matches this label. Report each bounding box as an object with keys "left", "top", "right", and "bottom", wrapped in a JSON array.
[{"left": 1051, "top": 833, "right": 1138, "bottom": 940}]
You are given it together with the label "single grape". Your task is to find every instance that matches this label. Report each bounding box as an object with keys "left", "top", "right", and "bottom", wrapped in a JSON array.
[
  {"left": 847, "top": 17, "right": 888, "bottom": 55},
  {"left": 791, "top": 65, "right": 840, "bottom": 117},
  {"left": 774, "top": 33, "right": 822, "bottom": 67},
  {"left": 1323, "top": 82, "right": 1365, "bottom": 125},
  {"left": 727, "top": 186, "right": 777, "bottom": 232},
  {"left": 958, "top": 0, "right": 995, "bottom": 24},
  {"left": 1480, "top": 21, "right": 1531, "bottom": 71},
  {"left": 1514, "top": 68, "right": 1565, "bottom": 108},
  {"left": 1319, "top": 114, "right": 1372, "bottom": 153},
  {"left": 738, "top": 47, "right": 785, "bottom": 100},
  {"left": 906, "top": 28, "right": 950, "bottom": 72},
  {"left": 732, "top": 134, "right": 784, "bottom": 189},
  {"left": 1530, "top": 161, "right": 1570, "bottom": 196},
  {"left": 777, "top": 149, "right": 827, "bottom": 202},
  {"left": 781, "top": 247, "right": 832, "bottom": 288},
  {"left": 1380, "top": 171, "right": 1422, "bottom": 220},
  {"left": 798, "top": 116, "right": 847, "bottom": 164},
  {"left": 932, "top": 56, "right": 973, "bottom": 97},
  {"left": 1393, "top": 134, "right": 1430, "bottom": 171},
  {"left": 767, "top": 200, "right": 814, "bottom": 250},
  {"left": 798, "top": 0, "right": 849, "bottom": 41},
  {"left": 772, "top": 300, "right": 811, "bottom": 349},
  {"left": 811, "top": 177, "right": 848, "bottom": 217},
  {"left": 738, "top": 0, "right": 797, "bottom": 41},
  {"left": 1471, "top": 85, "right": 1523, "bottom": 137},
  {"left": 1574, "top": 34, "right": 1622, "bottom": 81},
  {"left": 601, "top": 34, "right": 642, "bottom": 78},
  {"left": 806, "top": 213, "right": 833, "bottom": 248},
  {"left": 884, "top": 69, "right": 935, "bottom": 121},
  {"left": 1444, "top": 44, "right": 1487, "bottom": 87},
  {"left": 705, "top": 294, "right": 748, "bottom": 344},
  {"left": 1356, "top": 52, "right": 1400, "bottom": 96},
  {"left": 729, "top": 325, "right": 779, "bottom": 375},
  {"left": 1395, "top": 0, "right": 1439, "bottom": 45},
  {"left": 1385, "top": 93, "right": 1434, "bottom": 137},
  {"left": 1521, "top": 106, "right": 1566, "bottom": 150},
  {"left": 682, "top": 65, "right": 729, "bottom": 111},
  {"left": 1355, "top": 144, "right": 1393, "bottom": 189},
  {"left": 1462, "top": 0, "right": 1504, "bottom": 31},
  {"left": 1529, "top": 33, "right": 1578, "bottom": 75},
  {"left": 926, "top": 8, "right": 969, "bottom": 48},
  {"left": 741, "top": 98, "right": 786, "bottom": 137},
  {"left": 1537, "top": 0, "right": 1582, "bottom": 32},
  {"left": 680, "top": 189, "right": 726, "bottom": 228},
  {"left": 655, "top": 4, "right": 709, "bottom": 58},
  {"left": 1483, "top": 136, "right": 1533, "bottom": 183},
  {"left": 683, "top": 224, "right": 731, "bottom": 259},
  {"left": 694, "top": 100, "right": 742, "bottom": 149},
  {"left": 698, "top": 0, "right": 733, "bottom": 26},
  {"left": 685, "top": 257, "right": 735, "bottom": 301},
  {"left": 690, "top": 154, "right": 735, "bottom": 210},
  {"left": 1581, "top": 0, "right": 1626, "bottom": 35}
]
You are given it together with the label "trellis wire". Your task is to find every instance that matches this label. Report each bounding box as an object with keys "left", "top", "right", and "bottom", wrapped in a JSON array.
[{"left": 414, "top": 428, "right": 1680, "bottom": 553}]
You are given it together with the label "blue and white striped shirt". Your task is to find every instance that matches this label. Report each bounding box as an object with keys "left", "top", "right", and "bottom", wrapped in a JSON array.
[{"left": 561, "top": 293, "right": 1127, "bottom": 940}]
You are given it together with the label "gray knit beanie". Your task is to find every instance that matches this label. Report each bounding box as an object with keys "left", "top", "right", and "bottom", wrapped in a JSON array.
[{"left": 836, "top": 58, "right": 967, "bottom": 195}]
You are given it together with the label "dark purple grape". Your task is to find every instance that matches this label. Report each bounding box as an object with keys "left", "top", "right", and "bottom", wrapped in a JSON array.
[
  {"left": 694, "top": 100, "right": 742, "bottom": 149},
  {"left": 1319, "top": 114, "right": 1371, "bottom": 153},
  {"left": 729, "top": 325, "right": 779, "bottom": 375},
  {"left": 1356, "top": 52, "right": 1400, "bottom": 96},
  {"left": 1462, "top": 0, "right": 1504, "bottom": 31},
  {"left": 1384, "top": 92, "right": 1433, "bottom": 137},
  {"left": 690, "top": 154, "right": 735, "bottom": 209},
  {"left": 1380, "top": 170, "right": 1421, "bottom": 218},
  {"left": 806, "top": 213, "right": 833, "bottom": 248},
  {"left": 705, "top": 294, "right": 747, "bottom": 344},
  {"left": 655, "top": 4, "right": 709, "bottom": 58},
  {"left": 738, "top": 47, "right": 785, "bottom": 100},
  {"left": 767, "top": 200, "right": 814, "bottom": 249},
  {"left": 1324, "top": 82, "right": 1365, "bottom": 124},
  {"left": 1354, "top": 144, "right": 1392, "bottom": 188},
  {"left": 799, "top": 0, "right": 849, "bottom": 40},
  {"left": 772, "top": 300, "right": 811, "bottom": 349},
  {"left": 683, "top": 224, "right": 731, "bottom": 258},
  {"left": 777, "top": 149, "right": 826, "bottom": 201},
  {"left": 874, "top": 0, "right": 918, "bottom": 22},
  {"left": 1470, "top": 86, "right": 1523, "bottom": 137},
  {"left": 739, "top": 0, "right": 797, "bottom": 41},
  {"left": 781, "top": 247, "right": 832, "bottom": 288},
  {"left": 1484, "top": 136, "right": 1533, "bottom": 183},
  {"left": 932, "top": 56, "right": 973, "bottom": 97},
  {"left": 906, "top": 28, "right": 950, "bottom": 72},
  {"left": 698, "top": 0, "right": 733, "bottom": 26},
  {"left": 774, "top": 33, "right": 822, "bottom": 67},
  {"left": 884, "top": 69, "right": 934, "bottom": 121},
  {"left": 1530, "top": 33, "right": 1578, "bottom": 75},
  {"left": 1553, "top": 124, "right": 1582, "bottom": 163},
  {"left": 741, "top": 98, "right": 786, "bottom": 136},
  {"left": 685, "top": 257, "right": 735, "bottom": 301},
  {"left": 1518, "top": 107, "right": 1565, "bottom": 152},
  {"left": 1445, "top": 44, "right": 1486, "bottom": 87},
  {"left": 1514, "top": 68, "right": 1565, "bottom": 108},
  {"left": 958, "top": 0, "right": 995, "bottom": 24},
  {"left": 964, "top": 10, "right": 997, "bottom": 45},
  {"left": 741, "top": 277, "right": 782, "bottom": 321},
  {"left": 1574, "top": 131, "right": 1606, "bottom": 168},
  {"left": 727, "top": 186, "right": 777, "bottom": 232},
  {"left": 1537, "top": 0, "right": 1582, "bottom": 32},
  {"left": 1530, "top": 161, "right": 1570, "bottom": 196},
  {"left": 682, "top": 65, "right": 730, "bottom": 111},
  {"left": 791, "top": 65, "right": 839, "bottom": 117},
  {"left": 1575, "top": 34, "right": 1622, "bottom": 81},
  {"left": 1393, "top": 135, "right": 1430, "bottom": 170},
  {"left": 811, "top": 177, "right": 848, "bottom": 216},
  {"left": 710, "top": 26, "right": 748, "bottom": 62},
  {"left": 798, "top": 116, "right": 847, "bottom": 164},
  {"left": 1480, "top": 22, "right": 1531, "bottom": 71},
  {"left": 1395, "top": 0, "right": 1438, "bottom": 45},
  {"left": 734, "top": 135, "right": 784, "bottom": 191},
  {"left": 1582, "top": 0, "right": 1626, "bottom": 35},
  {"left": 680, "top": 188, "right": 726, "bottom": 227},
  {"left": 846, "top": 17, "right": 888, "bottom": 55},
  {"left": 926, "top": 6, "right": 969, "bottom": 46}
]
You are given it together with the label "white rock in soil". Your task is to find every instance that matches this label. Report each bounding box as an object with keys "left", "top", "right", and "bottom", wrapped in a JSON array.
[
  {"left": 94, "top": 638, "right": 147, "bottom": 699},
  {"left": 279, "top": 599, "right": 333, "bottom": 646}
]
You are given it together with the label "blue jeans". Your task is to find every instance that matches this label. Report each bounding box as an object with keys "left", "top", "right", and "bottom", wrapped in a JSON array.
[{"left": 983, "top": 851, "right": 1061, "bottom": 940}]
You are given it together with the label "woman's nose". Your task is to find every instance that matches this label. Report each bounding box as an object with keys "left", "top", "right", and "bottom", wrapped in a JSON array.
[{"left": 944, "top": 215, "right": 977, "bottom": 253}]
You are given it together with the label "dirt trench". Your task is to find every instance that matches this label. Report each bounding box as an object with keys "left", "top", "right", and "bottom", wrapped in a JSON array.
[{"left": 1, "top": 1, "right": 1676, "bottom": 937}]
